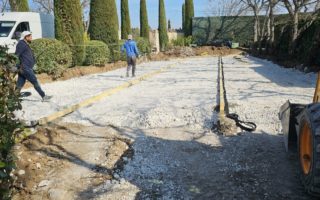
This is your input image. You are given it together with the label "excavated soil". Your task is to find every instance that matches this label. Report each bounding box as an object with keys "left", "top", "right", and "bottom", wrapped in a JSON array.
[{"left": 12, "top": 123, "right": 133, "bottom": 200}]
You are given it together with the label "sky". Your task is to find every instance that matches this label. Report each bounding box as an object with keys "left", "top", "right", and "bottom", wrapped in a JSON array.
[
  {"left": 115, "top": 0, "right": 211, "bottom": 29},
  {"left": 29, "top": 0, "right": 212, "bottom": 30}
]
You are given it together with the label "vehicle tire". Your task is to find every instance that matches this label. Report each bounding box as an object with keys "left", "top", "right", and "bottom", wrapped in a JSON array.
[{"left": 298, "top": 103, "right": 320, "bottom": 196}]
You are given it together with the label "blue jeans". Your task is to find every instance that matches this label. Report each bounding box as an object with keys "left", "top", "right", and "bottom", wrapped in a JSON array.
[{"left": 16, "top": 68, "right": 45, "bottom": 98}]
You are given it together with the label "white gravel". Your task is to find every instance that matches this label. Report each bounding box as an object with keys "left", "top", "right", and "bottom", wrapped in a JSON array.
[{"left": 16, "top": 56, "right": 317, "bottom": 199}]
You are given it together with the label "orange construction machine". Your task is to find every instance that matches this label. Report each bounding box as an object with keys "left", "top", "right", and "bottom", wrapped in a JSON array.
[{"left": 279, "top": 73, "right": 320, "bottom": 196}]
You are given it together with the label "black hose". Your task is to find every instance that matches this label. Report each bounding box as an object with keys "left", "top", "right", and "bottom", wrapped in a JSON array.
[{"left": 226, "top": 113, "right": 257, "bottom": 132}]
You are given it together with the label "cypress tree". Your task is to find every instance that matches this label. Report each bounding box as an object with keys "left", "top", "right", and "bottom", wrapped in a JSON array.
[
  {"left": 185, "top": 0, "right": 194, "bottom": 36},
  {"left": 121, "top": 0, "right": 131, "bottom": 39},
  {"left": 159, "top": 0, "right": 168, "bottom": 51},
  {"left": 140, "top": 0, "right": 149, "bottom": 40},
  {"left": 168, "top": 19, "right": 171, "bottom": 30},
  {"left": 88, "top": 0, "right": 119, "bottom": 61},
  {"left": 54, "top": 0, "right": 85, "bottom": 65},
  {"left": 9, "top": 0, "right": 29, "bottom": 11},
  {"left": 182, "top": 3, "right": 185, "bottom": 32}
]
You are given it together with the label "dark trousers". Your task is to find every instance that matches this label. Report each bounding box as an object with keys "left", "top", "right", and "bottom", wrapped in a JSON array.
[
  {"left": 127, "top": 56, "right": 136, "bottom": 76},
  {"left": 16, "top": 68, "right": 45, "bottom": 98}
]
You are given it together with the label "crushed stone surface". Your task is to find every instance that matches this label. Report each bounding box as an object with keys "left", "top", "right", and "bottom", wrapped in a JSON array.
[{"left": 15, "top": 56, "right": 317, "bottom": 199}]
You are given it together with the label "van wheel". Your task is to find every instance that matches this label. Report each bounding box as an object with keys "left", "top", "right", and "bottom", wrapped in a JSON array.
[{"left": 298, "top": 104, "right": 320, "bottom": 196}]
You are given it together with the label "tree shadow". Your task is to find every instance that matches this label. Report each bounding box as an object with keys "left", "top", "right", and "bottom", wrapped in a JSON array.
[
  {"left": 76, "top": 126, "right": 314, "bottom": 200},
  {"left": 248, "top": 57, "right": 316, "bottom": 88}
]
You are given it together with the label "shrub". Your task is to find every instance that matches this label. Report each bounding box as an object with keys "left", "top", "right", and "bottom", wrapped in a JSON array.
[
  {"left": 84, "top": 40, "right": 110, "bottom": 66},
  {"left": 172, "top": 37, "right": 184, "bottom": 47},
  {"left": 136, "top": 37, "right": 151, "bottom": 55},
  {"left": 119, "top": 40, "right": 127, "bottom": 61},
  {"left": 172, "top": 36, "right": 193, "bottom": 47},
  {"left": 30, "top": 39, "right": 72, "bottom": 78},
  {"left": 295, "top": 19, "right": 320, "bottom": 65},
  {"left": 184, "top": 36, "right": 194, "bottom": 46},
  {"left": 0, "top": 46, "right": 22, "bottom": 199}
]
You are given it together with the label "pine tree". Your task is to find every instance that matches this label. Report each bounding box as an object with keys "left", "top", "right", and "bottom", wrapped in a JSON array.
[
  {"left": 88, "top": 0, "right": 119, "bottom": 61},
  {"left": 9, "top": 0, "right": 29, "bottom": 11},
  {"left": 54, "top": 0, "right": 85, "bottom": 65},
  {"left": 121, "top": 0, "right": 131, "bottom": 39},
  {"left": 140, "top": 0, "right": 149, "bottom": 40},
  {"left": 184, "top": 0, "right": 194, "bottom": 36},
  {"left": 159, "top": 0, "right": 168, "bottom": 51},
  {"left": 168, "top": 19, "right": 171, "bottom": 30}
]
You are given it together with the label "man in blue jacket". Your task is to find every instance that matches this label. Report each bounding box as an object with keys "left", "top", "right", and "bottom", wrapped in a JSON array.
[
  {"left": 15, "top": 31, "right": 51, "bottom": 101},
  {"left": 121, "top": 34, "right": 139, "bottom": 77}
]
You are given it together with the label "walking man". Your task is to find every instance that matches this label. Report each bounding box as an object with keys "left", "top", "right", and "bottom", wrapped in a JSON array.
[
  {"left": 121, "top": 34, "right": 139, "bottom": 77},
  {"left": 15, "top": 31, "right": 52, "bottom": 101}
]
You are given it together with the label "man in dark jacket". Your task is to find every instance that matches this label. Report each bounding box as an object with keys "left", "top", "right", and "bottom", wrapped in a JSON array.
[
  {"left": 121, "top": 34, "right": 140, "bottom": 77},
  {"left": 15, "top": 31, "right": 52, "bottom": 101}
]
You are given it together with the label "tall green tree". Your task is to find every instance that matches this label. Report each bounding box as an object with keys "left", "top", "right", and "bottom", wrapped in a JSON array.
[
  {"left": 88, "top": 0, "right": 119, "bottom": 61},
  {"left": 140, "top": 0, "right": 149, "bottom": 40},
  {"left": 184, "top": 0, "right": 194, "bottom": 36},
  {"left": 9, "top": 0, "right": 29, "bottom": 11},
  {"left": 121, "top": 0, "right": 131, "bottom": 39},
  {"left": 54, "top": 0, "right": 85, "bottom": 65},
  {"left": 182, "top": 3, "right": 185, "bottom": 32},
  {"left": 168, "top": 19, "right": 171, "bottom": 30},
  {"left": 158, "top": 0, "right": 168, "bottom": 51}
]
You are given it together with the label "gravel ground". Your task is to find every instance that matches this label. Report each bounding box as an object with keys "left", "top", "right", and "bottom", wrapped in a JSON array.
[{"left": 16, "top": 56, "right": 317, "bottom": 199}]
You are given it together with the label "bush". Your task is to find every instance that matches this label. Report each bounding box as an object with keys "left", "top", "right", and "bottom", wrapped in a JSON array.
[
  {"left": 119, "top": 40, "right": 127, "bottom": 61},
  {"left": 295, "top": 19, "right": 320, "bottom": 65},
  {"left": 274, "top": 24, "right": 291, "bottom": 57},
  {"left": 30, "top": 39, "right": 72, "bottom": 78},
  {"left": 136, "top": 37, "right": 151, "bottom": 55},
  {"left": 172, "top": 37, "right": 185, "bottom": 46},
  {"left": 172, "top": 36, "right": 193, "bottom": 47},
  {"left": 0, "top": 46, "right": 22, "bottom": 199},
  {"left": 84, "top": 40, "right": 110, "bottom": 66}
]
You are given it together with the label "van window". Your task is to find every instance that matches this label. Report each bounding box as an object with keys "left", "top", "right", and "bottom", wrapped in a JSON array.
[
  {"left": 12, "top": 22, "right": 30, "bottom": 39},
  {"left": 0, "top": 21, "right": 15, "bottom": 37}
]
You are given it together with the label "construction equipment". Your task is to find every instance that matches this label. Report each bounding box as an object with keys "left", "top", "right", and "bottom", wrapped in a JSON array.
[{"left": 279, "top": 72, "right": 320, "bottom": 196}]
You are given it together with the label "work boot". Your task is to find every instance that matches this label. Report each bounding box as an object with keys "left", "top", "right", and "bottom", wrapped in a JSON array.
[{"left": 42, "top": 95, "right": 52, "bottom": 102}]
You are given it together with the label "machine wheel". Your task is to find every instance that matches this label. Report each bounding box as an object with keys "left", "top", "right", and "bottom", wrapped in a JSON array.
[{"left": 298, "top": 104, "right": 320, "bottom": 195}]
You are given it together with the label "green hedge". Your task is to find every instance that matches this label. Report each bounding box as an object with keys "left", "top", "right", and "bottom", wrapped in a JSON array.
[
  {"left": 172, "top": 36, "right": 193, "bottom": 47},
  {"left": 274, "top": 18, "right": 320, "bottom": 67},
  {"left": 0, "top": 46, "right": 22, "bottom": 199},
  {"left": 119, "top": 40, "right": 127, "bottom": 61},
  {"left": 30, "top": 39, "right": 72, "bottom": 78},
  {"left": 295, "top": 19, "right": 320, "bottom": 66},
  {"left": 84, "top": 40, "right": 110, "bottom": 66},
  {"left": 274, "top": 24, "right": 291, "bottom": 58},
  {"left": 136, "top": 37, "right": 151, "bottom": 55}
]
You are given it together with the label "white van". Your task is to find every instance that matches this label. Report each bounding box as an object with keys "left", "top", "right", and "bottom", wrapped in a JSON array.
[{"left": 0, "top": 12, "right": 54, "bottom": 53}]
